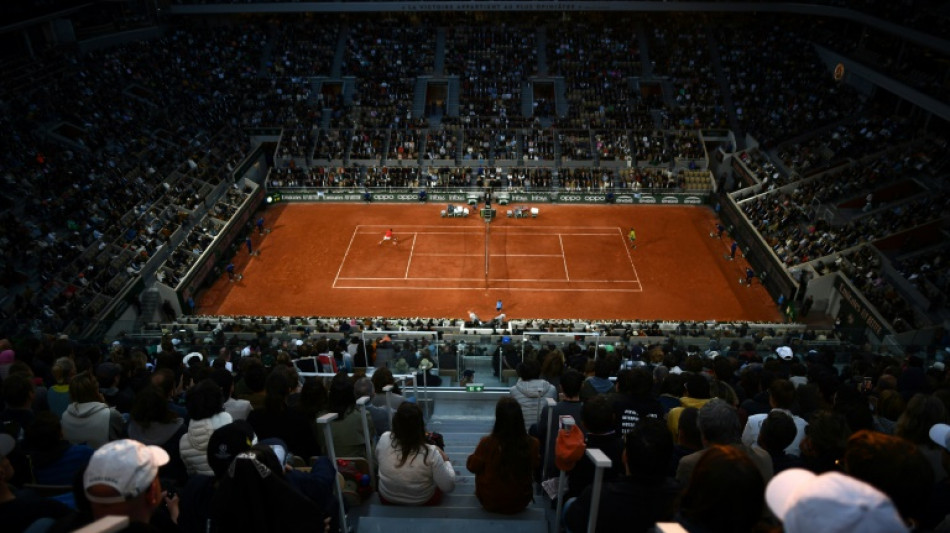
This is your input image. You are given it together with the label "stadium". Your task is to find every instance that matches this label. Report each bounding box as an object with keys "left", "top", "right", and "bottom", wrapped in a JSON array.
[{"left": 1, "top": 1, "right": 950, "bottom": 532}]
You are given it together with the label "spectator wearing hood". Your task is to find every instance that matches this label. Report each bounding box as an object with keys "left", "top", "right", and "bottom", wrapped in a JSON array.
[
  {"left": 509, "top": 359, "right": 557, "bottom": 432},
  {"left": 60, "top": 371, "right": 126, "bottom": 449}
]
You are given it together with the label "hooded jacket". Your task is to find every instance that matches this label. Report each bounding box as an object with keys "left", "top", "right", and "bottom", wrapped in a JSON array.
[
  {"left": 180, "top": 411, "right": 233, "bottom": 476},
  {"left": 61, "top": 401, "right": 126, "bottom": 449},
  {"left": 509, "top": 379, "right": 557, "bottom": 431}
]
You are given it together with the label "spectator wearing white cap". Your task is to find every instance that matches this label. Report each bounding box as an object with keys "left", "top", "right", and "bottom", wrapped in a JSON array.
[
  {"left": 83, "top": 438, "right": 176, "bottom": 530},
  {"left": 766, "top": 468, "right": 909, "bottom": 533}
]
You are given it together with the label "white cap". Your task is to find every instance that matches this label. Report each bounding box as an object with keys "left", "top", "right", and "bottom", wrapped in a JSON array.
[
  {"left": 84, "top": 439, "right": 170, "bottom": 504},
  {"left": 930, "top": 423, "right": 950, "bottom": 452},
  {"left": 776, "top": 346, "right": 794, "bottom": 361},
  {"left": 766, "top": 469, "right": 907, "bottom": 533},
  {"left": 183, "top": 352, "right": 203, "bottom": 365}
]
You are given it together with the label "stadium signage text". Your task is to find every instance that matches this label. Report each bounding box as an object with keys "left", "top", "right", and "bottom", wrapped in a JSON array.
[{"left": 273, "top": 190, "right": 709, "bottom": 205}]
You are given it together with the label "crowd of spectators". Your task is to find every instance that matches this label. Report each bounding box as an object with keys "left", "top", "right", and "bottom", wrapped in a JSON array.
[{"left": 2, "top": 313, "right": 949, "bottom": 530}]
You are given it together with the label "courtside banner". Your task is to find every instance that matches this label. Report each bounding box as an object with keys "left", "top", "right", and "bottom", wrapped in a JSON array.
[{"left": 273, "top": 190, "right": 708, "bottom": 204}]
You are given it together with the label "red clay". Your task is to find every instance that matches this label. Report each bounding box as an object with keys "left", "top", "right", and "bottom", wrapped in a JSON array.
[{"left": 198, "top": 203, "right": 782, "bottom": 323}]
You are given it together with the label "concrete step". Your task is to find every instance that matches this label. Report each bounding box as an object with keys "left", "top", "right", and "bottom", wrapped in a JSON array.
[
  {"left": 357, "top": 516, "right": 548, "bottom": 533},
  {"left": 363, "top": 502, "right": 545, "bottom": 521}
]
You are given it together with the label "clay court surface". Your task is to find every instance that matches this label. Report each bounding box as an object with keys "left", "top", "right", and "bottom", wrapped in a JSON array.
[{"left": 199, "top": 203, "right": 782, "bottom": 322}]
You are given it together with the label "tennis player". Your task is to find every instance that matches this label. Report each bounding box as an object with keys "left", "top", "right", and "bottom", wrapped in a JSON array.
[
  {"left": 628, "top": 227, "right": 637, "bottom": 249},
  {"left": 378, "top": 228, "right": 398, "bottom": 246}
]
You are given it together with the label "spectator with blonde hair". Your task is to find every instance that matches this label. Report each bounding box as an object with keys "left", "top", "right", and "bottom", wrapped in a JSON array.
[{"left": 48, "top": 357, "right": 76, "bottom": 418}]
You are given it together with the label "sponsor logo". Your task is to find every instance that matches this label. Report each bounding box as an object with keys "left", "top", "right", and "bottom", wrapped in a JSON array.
[
  {"left": 684, "top": 196, "right": 703, "bottom": 205},
  {"left": 559, "top": 195, "right": 583, "bottom": 202},
  {"left": 616, "top": 196, "right": 634, "bottom": 204},
  {"left": 374, "top": 194, "right": 395, "bottom": 200},
  {"left": 584, "top": 195, "right": 606, "bottom": 202},
  {"left": 661, "top": 196, "right": 679, "bottom": 204},
  {"left": 638, "top": 196, "right": 656, "bottom": 204}
]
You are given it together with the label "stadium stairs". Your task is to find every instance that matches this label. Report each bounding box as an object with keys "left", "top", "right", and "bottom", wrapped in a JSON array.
[{"left": 352, "top": 390, "right": 550, "bottom": 533}]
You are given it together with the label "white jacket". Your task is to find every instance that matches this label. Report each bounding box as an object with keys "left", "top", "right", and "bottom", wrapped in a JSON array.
[
  {"left": 509, "top": 379, "right": 558, "bottom": 430},
  {"left": 179, "top": 411, "right": 233, "bottom": 476},
  {"left": 375, "top": 431, "right": 455, "bottom": 504}
]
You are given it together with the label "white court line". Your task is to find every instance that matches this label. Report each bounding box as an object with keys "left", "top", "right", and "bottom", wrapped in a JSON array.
[
  {"left": 337, "top": 276, "right": 638, "bottom": 283},
  {"left": 404, "top": 233, "right": 417, "bottom": 278},
  {"left": 333, "top": 285, "right": 644, "bottom": 293},
  {"left": 334, "top": 226, "right": 362, "bottom": 287},
  {"left": 619, "top": 227, "right": 644, "bottom": 291},
  {"left": 558, "top": 234, "right": 570, "bottom": 281},
  {"left": 412, "top": 253, "right": 563, "bottom": 258}
]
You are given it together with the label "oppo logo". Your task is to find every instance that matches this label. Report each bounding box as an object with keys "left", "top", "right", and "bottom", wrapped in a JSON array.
[
  {"left": 375, "top": 194, "right": 395, "bottom": 200},
  {"left": 559, "top": 195, "right": 582, "bottom": 201}
]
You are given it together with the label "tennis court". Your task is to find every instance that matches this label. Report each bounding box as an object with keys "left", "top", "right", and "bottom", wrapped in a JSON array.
[
  {"left": 333, "top": 225, "right": 643, "bottom": 292},
  {"left": 198, "top": 203, "right": 781, "bottom": 322}
]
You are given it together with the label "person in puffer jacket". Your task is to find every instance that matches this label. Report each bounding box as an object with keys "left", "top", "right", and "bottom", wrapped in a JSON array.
[
  {"left": 61, "top": 371, "right": 126, "bottom": 449},
  {"left": 508, "top": 359, "right": 557, "bottom": 432},
  {"left": 180, "top": 379, "right": 232, "bottom": 476}
]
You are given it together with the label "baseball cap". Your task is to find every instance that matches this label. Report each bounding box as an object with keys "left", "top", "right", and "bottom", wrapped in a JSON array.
[
  {"left": 930, "top": 423, "right": 950, "bottom": 452},
  {"left": 83, "top": 439, "right": 169, "bottom": 504},
  {"left": 776, "top": 346, "right": 793, "bottom": 361},
  {"left": 766, "top": 469, "right": 908, "bottom": 533},
  {"left": 207, "top": 420, "right": 257, "bottom": 478},
  {"left": 0, "top": 433, "right": 14, "bottom": 457}
]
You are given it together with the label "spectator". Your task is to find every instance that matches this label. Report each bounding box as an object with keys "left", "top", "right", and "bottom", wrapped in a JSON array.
[
  {"left": 895, "top": 393, "right": 948, "bottom": 483},
  {"left": 675, "top": 398, "right": 772, "bottom": 485},
  {"left": 371, "top": 367, "right": 408, "bottom": 413},
  {"left": 179, "top": 379, "right": 231, "bottom": 477},
  {"left": 562, "top": 395, "right": 624, "bottom": 501},
  {"left": 611, "top": 367, "right": 664, "bottom": 436},
  {"left": 766, "top": 468, "right": 908, "bottom": 533},
  {"left": 756, "top": 411, "right": 805, "bottom": 474},
  {"left": 247, "top": 367, "right": 321, "bottom": 461},
  {"left": 799, "top": 410, "right": 851, "bottom": 474},
  {"left": 0, "top": 433, "right": 74, "bottom": 531},
  {"left": 677, "top": 444, "right": 767, "bottom": 533},
  {"left": 667, "top": 373, "right": 713, "bottom": 437},
  {"left": 127, "top": 385, "right": 188, "bottom": 485},
  {"left": 535, "top": 368, "right": 585, "bottom": 478},
  {"left": 83, "top": 439, "right": 177, "bottom": 531},
  {"left": 209, "top": 367, "right": 251, "bottom": 421},
  {"left": 317, "top": 372, "right": 375, "bottom": 460},
  {"left": 509, "top": 358, "right": 557, "bottom": 432},
  {"left": 0, "top": 372, "right": 36, "bottom": 442},
  {"left": 467, "top": 396, "right": 540, "bottom": 514},
  {"left": 376, "top": 402, "right": 455, "bottom": 505},
  {"left": 354, "top": 376, "right": 390, "bottom": 437},
  {"left": 670, "top": 406, "right": 702, "bottom": 477},
  {"left": 23, "top": 411, "right": 94, "bottom": 486},
  {"left": 842, "top": 429, "right": 934, "bottom": 528},
  {"left": 47, "top": 357, "right": 76, "bottom": 419},
  {"left": 579, "top": 356, "right": 614, "bottom": 401},
  {"left": 61, "top": 371, "right": 126, "bottom": 449},
  {"left": 211, "top": 444, "right": 326, "bottom": 533},
  {"left": 565, "top": 417, "right": 680, "bottom": 532},
  {"left": 742, "top": 379, "right": 808, "bottom": 455}
]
